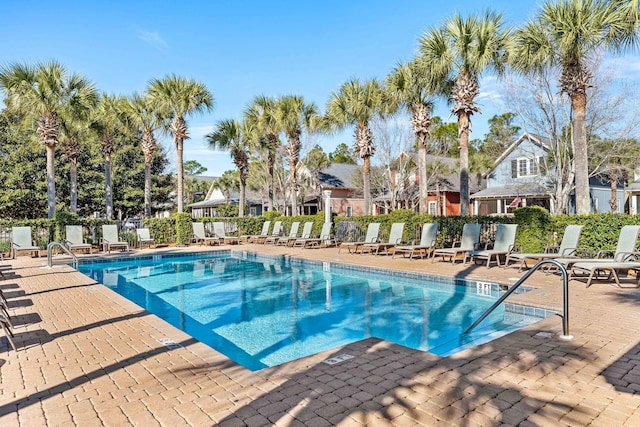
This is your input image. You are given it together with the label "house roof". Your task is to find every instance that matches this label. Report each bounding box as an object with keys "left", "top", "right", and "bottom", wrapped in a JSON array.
[
  {"left": 471, "top": 183, "right": 551, "bottom": 199},
  {"left": 490, "top": 132, "right": 552, "bottom": 174},
  {"left": 319, "top": 163, "right": 360, "bottom": 189}
]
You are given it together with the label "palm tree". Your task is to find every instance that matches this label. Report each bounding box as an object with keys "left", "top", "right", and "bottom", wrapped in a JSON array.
[
  {"left": 245, "top": 95, "right": 281, "bottom": 212},
  {"left": 124, "top": 94, "right": 167, "bottom": 218},
  {"left": 213, "top": 170, "right": 240, "bottom": 205},
  {"left": 0, "top": 60, "right": 97, "bottom": 218},
  {"left": 419, "top": 11, "right": 511, "bottom": 216},
  {"left": 326, "top": 78, "right": 387, "bottom": 215},
  {"left": 146, "top": 75, "right": 213, "bottom": 213},
  {"left": 511, "top": 0, "right": 640, "bottom": 215},
  {"left": 92, "top": 94, "right": 127, "bottom": 219},
  {"left": 59, "top": 119, "right": 88, "bottom": 213},
  {"left": 276, "top": 95, "right": 320, "bottom": 215},
  {"left": 206, "top": 119, "right": 253, "bottom": 217},
  {"left": 386, "top": 60, "right": 449, "bottom": 214}
]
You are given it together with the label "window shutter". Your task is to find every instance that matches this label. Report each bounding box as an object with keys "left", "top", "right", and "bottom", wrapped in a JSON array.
[
  {"left": 511, "top": 159, "right": 518, "bottom": 178},
  {"left": 538, "top": 156, "right": 544, "bottom": 174}
]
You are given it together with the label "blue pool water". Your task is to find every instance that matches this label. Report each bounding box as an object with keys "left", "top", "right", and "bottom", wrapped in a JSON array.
[{"left": 78, "top": 252, "right": 545, "bottom": 371}]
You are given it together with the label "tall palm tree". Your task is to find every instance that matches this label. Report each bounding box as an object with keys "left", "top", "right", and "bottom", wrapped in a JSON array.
[
  {"left": 146, "top": 75, "right": 213, "bottom": 213},
  {"left": 0, "top": 60, "right": 97, "bottom": 218},
  {"left": 419, "top": 11, "right": 511, "bottom": 216},
  {"left": 245, "top": 95, "right": 281, "bottom": 212},
  {"left": 276, "top": 95, "right": 319, "bottom": 215},
  {"left": 60, "top": 119, "right": 89, "bottom": 213},
  {"left": 206, "top": 119, "right": 253, "bottom": 217},
  {"left": 326, "top": 78, "right": 387, "bottom": 215},
  {"left": 386, "top": 60, "right": 449, "bottom": 214},
  {"left": 511, "top": 0, "right": 640, "bottom": 215},
  {"left": 124, "top": 94, "right": 167, "bottom": 218},
  {"left": 92, "top": 94, "right": 127, "bottom": 219}
]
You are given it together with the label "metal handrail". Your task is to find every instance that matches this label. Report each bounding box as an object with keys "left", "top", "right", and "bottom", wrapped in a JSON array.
[
  {"left": 464, "top": 259, "right": 572, "bottom": 340},
  {"left": 47, "top": 241, "right": 78, "bottom": 269}
]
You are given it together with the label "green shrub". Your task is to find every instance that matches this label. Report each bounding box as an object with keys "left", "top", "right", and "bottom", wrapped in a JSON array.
[
  {"left": 513, "top": 206, "right": 552, "bottom": 252},
  {"left": 216, "top": 204, "right": 238, "bottom": 217},
  {"left": 262, "top": 210, "right": 282, "bottom": 221},
  {"left": 173, "top": 213, "right": 193, "bottom": 245},
  {"left": 144, "top": 218, "right": 175, "bottom": 244}
]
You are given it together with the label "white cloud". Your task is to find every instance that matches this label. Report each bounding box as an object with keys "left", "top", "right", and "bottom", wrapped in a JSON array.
[{"left": 137, "top": 30, "right": 168, "bottom": 51}]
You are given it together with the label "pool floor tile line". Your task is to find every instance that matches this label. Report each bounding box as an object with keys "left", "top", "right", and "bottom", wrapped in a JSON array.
[{"left": 1, "top": 244, "right": 640, "bottom": 426}]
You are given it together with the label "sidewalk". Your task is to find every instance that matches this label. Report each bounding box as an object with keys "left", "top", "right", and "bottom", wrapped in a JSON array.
[{"left": 1, "top": 245, "right": 639, "bottom": 426}]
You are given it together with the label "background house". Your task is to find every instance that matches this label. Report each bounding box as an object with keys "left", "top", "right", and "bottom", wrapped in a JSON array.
[
  {"left": 472, "top": 132, "right": 625, "bottom": 215},
  {"left": 305, "top": 163, "right": 365, "bottom": 217}
]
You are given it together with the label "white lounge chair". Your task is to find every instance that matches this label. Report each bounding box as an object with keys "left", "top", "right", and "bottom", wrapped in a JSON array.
[
  {"left": 432, "top": 224, "right": 482, "bottom": 263},
  {"left": 393, "top": 223, "right": 439, "bottom": 260},
  {"left": 101, "top": 224, "right": 129, "bottom": 252},
  {"left": 11, "top": 226, "right": 40, "bottom": 258},
  {"left": 505, "top": 224, "right": 584, "bottom": 271},
  {"left": 290, "top": 222, "right": 314, "bottom": 247},
  {"left": 558, "top": 225, "right": 640, "bottom": 270},
  {"left": 213, "top": 222, "right": 239, "bottom": 245},
  {"left": 571, "top": 254, "right": 640, "bottom": 288},
  {"left": 65, "top": 225, "right": 93, "bottom": 253},
  {"left": 466, "top": 224, "right": 518, "bottom": 267},
  {"left": 338, "top": 223, "right": 380, "bottom": 254},
  {"left": 136, "top": 228, "right": 155, "bottom": 249},
  {"left": 263, "top": 221, "right": 283, "bottom": 245},
  {"left": 295, "top": 223, "right": 334, "bottom": 248},
  {"left": 360, "top": 223, "right": 405, "bottom": 255},
  {"left": 275, "top": 222, "right": 300, "bottom": 246},
  {"left": 192, "top": 222, "right": 220, "bottom": 246},
  {"left": 245, "top": 221, "right": 271, "bottom": 244}
]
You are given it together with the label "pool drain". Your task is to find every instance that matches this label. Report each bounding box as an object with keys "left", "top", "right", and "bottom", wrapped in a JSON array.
[{"left": 323, "top": 353, "right": 354, "bottom": 365}]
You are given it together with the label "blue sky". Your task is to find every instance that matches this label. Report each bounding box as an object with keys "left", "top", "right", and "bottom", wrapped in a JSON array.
[{"left": 3, "top": 0, "right": 635, "bottom": 177}]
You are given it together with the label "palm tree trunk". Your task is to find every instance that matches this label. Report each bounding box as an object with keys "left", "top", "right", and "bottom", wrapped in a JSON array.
[
  {"left": 46, "top": 145, "right": 56, "bottom": 219},
  {"left": 363, "top": 155, "right": 371, "bottom": 215},
  {"left": 70, "top": 159, "right": 78, "bottom": 214},
  {"left": 144, "top": 160, "right": 152, "bottom": 218},
  {"left": 239, "top": 179, "right": 246, "bottom": 217},
  {"left": 418, "top": 138, "right": 428, "bottom": 214},
  {"left": 105, "top": 155, "right": 113, "bottom": 220},
  {"left": 458, "top": 113, "right": 471, "bottom": 216},
  {"left": 176, "top": 138, "right": 184, "bottom": 212},
  {"left": 572, "top": 93, "right": 590, "bottom": 215},
  {"left": 268, "top": 150, "right": 275, "bottom": 212},
  {"left": 610, "top": 175, "right": 618, "bottom": 212},
  {"left": 289, "top": 159, "right": 298, "bottom": 216}
]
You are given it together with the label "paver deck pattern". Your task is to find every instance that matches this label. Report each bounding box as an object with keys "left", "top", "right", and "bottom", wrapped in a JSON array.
[{"left": 1, "top": 243, "right": 640, "bottom": 426}]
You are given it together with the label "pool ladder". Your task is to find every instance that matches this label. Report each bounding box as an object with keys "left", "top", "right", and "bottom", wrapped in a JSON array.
[
  {"left": 47, "top": 242, "right": 78, "bottom": 269},
  {"left": 464, "top": 259, "right": 572, "bottom": 340}
]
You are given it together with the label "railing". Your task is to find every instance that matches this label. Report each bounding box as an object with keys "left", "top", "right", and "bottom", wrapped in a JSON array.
[
  {"left": 464, "top": 259, "right": 572, "bottom": 340},
  {"left": 47, "top": 242, "right": 78, "bottom": 269}
]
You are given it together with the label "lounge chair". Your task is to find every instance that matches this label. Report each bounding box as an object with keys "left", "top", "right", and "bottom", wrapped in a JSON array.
[
  {"left": 338, "top": 223, "right": 380, "bottom": 254},
  {"left": 65, "top": 225, "right": 93, "bottom": 253},
  {"left": 432, "top": 224, "right": 482, "bottom": 263},
  {"left": 504, "top": 224, "right": 584, "bottom": 271},
  {"left": 465, "top": 224, "right": 518, "bottom": 267},
  {"left": 245, "top": 221, "right": 271, "bottom": 244},
  {"left": 393, "top": 223, "right": 439, "bottom": 260},
  {"left": 557, "top": 225, "right": 640, "bottom": 270},
  {"left": 213, "top": 222, "right": 239, "bottom": 245},
  {"left": 11, "top": 226, "right": 40, "bottom": 258},
  {"left": 290, "top": 222, "right": 314, "bottom": 247},
  {"left": 101, "top": 224, "right": 130, "bottom": 252},
  {"left": 263, "top": 221, "right": 283, "bottom": 245},
  {"left": 275, "top": 221, "right": 300, "bottom": 246},
  {"left": 360, "top": 223, "right": 405, "bottom": 255},
  {"left": 191, "top": 222, "right": 220, "bottom": 246},
  {"left": 570, "top": 250, "right": 640, "bottom": 288},
  {"left": 0, "top": 312, "right": 16, "bottom": 351},
  {"left": 136, "top": 228, "right": 156, "bottom": 249},
  {"left": 294, "top": 222, "right": 334, "bottom": 248}
]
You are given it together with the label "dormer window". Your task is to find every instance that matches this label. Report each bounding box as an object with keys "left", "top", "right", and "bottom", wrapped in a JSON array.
[{"left": 512, "top": 157, "right": 541, "bottom": 178}]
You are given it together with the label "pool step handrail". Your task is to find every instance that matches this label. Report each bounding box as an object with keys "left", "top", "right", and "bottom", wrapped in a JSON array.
[
  {"left": 47, "top": 241, "right": 78, "bottom": 269},
  {"left": 464, "top": 259, "right": 572, "bottom": 340}
]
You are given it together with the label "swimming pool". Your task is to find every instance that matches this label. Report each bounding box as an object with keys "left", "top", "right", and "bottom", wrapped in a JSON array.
[{"left": 78, "top": 251, "right": 548, "bottom": 371}]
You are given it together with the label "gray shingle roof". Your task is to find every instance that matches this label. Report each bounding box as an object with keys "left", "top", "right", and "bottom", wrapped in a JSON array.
[{"left": 319, "top": 163, "right": 360, "bottom": 189}]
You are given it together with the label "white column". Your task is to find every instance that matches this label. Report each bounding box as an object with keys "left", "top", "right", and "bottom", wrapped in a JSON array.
[
  {"left": 631, "top": 194, "right": 637, "bottom": 215},
  {"left": 323, "top": 190, "right": 332, "bottom": 223}
]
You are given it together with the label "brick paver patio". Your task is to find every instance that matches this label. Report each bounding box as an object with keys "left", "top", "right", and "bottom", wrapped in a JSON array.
[{"left": 1, "top": 244, "right": 640, "bottom": 426}]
